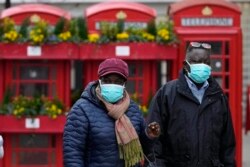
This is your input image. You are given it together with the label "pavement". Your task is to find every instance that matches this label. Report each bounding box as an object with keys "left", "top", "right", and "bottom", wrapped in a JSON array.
[{"left": 243, "top": 131, "right": 250, "bottom": 167}]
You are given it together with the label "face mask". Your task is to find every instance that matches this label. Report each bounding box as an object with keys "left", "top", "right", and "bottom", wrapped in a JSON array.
[
  {"left": 186, "top": 60, "right": 211, "bottom": 83},
  {"left": 99, "top": 80, "right": 124, "bottom": 103}
]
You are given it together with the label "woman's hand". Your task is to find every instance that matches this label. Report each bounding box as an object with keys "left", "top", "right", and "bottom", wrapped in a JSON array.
[{"left": 146, "top": 122, "right": 161, "bottom": 139}]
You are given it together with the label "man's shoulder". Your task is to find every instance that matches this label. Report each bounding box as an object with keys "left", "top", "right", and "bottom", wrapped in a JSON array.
[
  {"left": 156, "top": 79, "right": 178, "bottom": 96},
  {"left": 163, "top": 79, "right": 178, "bottom": 89}
]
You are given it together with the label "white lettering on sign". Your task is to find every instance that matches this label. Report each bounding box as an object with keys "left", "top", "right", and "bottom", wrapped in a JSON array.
[
  {"left": 27, "top": 46, "right": 42, "bottom": 56},
  {"left": 116, "top": 46, "right": 130, "bottom": 56},
  {"left": 95, "top": 22, "right": 147, "bottom": 30},
  {"left": 181, "top": 18, "right": 233, "bottom": 26},
  {"left": 25, "top": 118, "right": 40, "bottom": 129}
]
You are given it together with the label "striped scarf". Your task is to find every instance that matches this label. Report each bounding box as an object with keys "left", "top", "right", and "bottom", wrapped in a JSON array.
[{"left": 96, "top": 86, "right": 144, "bottom": 167}]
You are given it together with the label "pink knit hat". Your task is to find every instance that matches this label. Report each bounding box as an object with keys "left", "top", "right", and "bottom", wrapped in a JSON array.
[{"left": 98, "top": 58, "right": 129, "bottom": 79}]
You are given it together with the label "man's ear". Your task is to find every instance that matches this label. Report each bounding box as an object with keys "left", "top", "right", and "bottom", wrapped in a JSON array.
[{"left": 183, "top": 60, "right": 190, "bottom": 73}]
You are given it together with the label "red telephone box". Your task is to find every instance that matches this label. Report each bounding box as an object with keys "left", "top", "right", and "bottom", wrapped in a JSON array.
[
  {"left": 81, "top": 2, "right": 177, "bottom": 104},
  {"left": 0, "top": 4, "right": 75, "bottom": 167},
  {"left": 170, "top": 0, "right": 242, "bottom": 166}
]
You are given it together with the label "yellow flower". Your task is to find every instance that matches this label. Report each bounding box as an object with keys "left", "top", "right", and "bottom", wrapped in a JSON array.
[
  {"left": 58, "top": 31, "right": 72, "bottom": 41},
  {"left": 157, "top": 29, "right": 170, "bottom": 41},
  {"left": 28, "top": 19, "right": 48, "bottom": 45},
  {"left": 57, "top": 109, "right": 62, "bottom": 114},
  {"left": 51, "top": 114, "right": 57, "bottom": 119},
  {"left": 88, "top": 33, "right": 100, "bottom": 43},
  {"left": 116, "top": 32, "right": 129, "bottom": 40},
  {"left": 51, "top": 104, "right": 57, "bottom": 111},
  {"left": 141, "top": 105, "right": 148, "bottom": 113},
  {"left": 3, "top": 30, "right": 19, "bottom": 42},
  {"left": 142, "top": 32, "right": 155, "bottom": 41}
]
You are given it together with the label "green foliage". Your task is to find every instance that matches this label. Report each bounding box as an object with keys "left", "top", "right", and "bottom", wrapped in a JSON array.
[
  {"left": 99, "top": 22, "right": 118, "bottom": 42},
  {"left": 0, "top": 95, "right": 66, "bottom": 119},
  {"left": 69, "top": 18, "right": 77, "bottom": 38},
  {"left": 117, "top": 19, "right": 125, "bottom": 33},
  {"left": 19, "top": 18, "right": 29, "bottom": 41},
  {"left": 0, "top": 87, "right": 12, "bottom": 114},
  {"left": 77, "top": 17, "right": 88, "bottom": 41},
  {"left": 54, "top": 17, "right": 66, "bottom": 35},
  {"left": 0, "top": 16, "right": 178, "bottom": 45},
  {"left": 147, "top": 19, "right": 157, "bottom": 36}
]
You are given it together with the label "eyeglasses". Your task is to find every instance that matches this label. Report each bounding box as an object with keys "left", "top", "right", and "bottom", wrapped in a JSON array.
[{"left": 189, "top": 42, "right": 211, "bottom": 49}]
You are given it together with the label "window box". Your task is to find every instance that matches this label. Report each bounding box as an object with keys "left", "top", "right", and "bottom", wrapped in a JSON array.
[
  {"left": 0, "top": 43, "right": 78, "bottom": 60},
  {"left": 79, "top": 43, "right": 177, "bottom": 60},
  {"left": 0, "top": 115, "right": 66, "bottom": 133}
]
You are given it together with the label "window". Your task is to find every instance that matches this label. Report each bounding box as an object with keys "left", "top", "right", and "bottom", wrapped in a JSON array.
[{"left": 11, "top": 61, "right": 57, "bottom": 98}]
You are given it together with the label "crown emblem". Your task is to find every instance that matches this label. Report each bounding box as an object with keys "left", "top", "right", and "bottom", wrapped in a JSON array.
[
  {"left": 116, "top": 11, "right": 127, "bottom": 20},
  {"left": 202, "top": 6, "right": 213, "bottom": 16},
  {"left": 30, "top": 14, "right": 41, "bottom": 23}
]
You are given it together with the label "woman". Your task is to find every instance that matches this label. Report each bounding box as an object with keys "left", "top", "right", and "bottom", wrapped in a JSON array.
[{"left": 63, "top": 58, "right": 160, "bottom": 167}]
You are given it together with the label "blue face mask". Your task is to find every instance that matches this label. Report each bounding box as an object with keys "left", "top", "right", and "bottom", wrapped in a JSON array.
[
  {"left": 99, "top": 80, "right": 125, "bottom": 103},
  {"left": 186, "top": 60, "right": 211, "bottom": 83}
]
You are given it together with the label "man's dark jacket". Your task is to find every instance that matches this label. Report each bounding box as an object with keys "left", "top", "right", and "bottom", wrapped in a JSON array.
[{"left": 146, "top": 71, "right": 236, "bottom": 167}]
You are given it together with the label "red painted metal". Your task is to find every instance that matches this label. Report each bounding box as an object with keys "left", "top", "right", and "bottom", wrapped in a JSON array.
[
  {"left": 85, "top": 2, "right": 156, "bottom": 33},
  {"left": 0, "top": 61, "right": 3, "bottom": 102},
  {"left": 169, "top": 0, "right": 241, "bottom": 28},
  {"left": 170, "top": 0, "right": 242, "bottom": 166},
  {"left": 0, "top": 115, "right": 66, "bottom": 133},
  {"left": 85, "top": 2, "right": 156, "bottom": 18},
  {"left": 170, "top": 0, "right": 240, "bottom": 16},
  {"left": 65, "top": 61, "right": 71, "bottom": 107},
  {"left": 0, "top": 4, "right": 71, "bottom": 25},
  {"left": 79, "top": 43, "right": 177, "bottom": 60},
  {"left": 0, "top": 43, "right": 79, "bottom": 60},
  {"left": 0, "top": 133, "right": 63, "bottom": 167},
  {"left": 56, "top": 135, "right": 64, "bottom": 167}
]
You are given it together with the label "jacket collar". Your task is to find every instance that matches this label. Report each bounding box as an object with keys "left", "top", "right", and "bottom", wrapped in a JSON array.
[{"left": 177, "top": 70, "right": 223, "bottom": 98}]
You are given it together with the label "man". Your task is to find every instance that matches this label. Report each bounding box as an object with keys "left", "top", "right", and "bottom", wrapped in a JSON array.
[
  {"left": 146, "top": 42, "right": 236, "bottom": 167},
  {"left": 63, "top": 58, "right": 159, "bottom": 167},
  {"left": 0, "top": 135, "right": 3, "bottom": 158}
]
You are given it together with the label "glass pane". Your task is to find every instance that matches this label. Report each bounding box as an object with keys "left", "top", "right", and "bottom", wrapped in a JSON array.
[
  {"left": 19, "top": 134, "right": 49, "bottom": 148},
  {"left": 51, "top": 151, "right": 56, "bottom": 163},
  {"left": 13, "top": 65, "right": 17, "bottom": 79},
  {"left": 210, "top": 41, "right": 222, "bottom": 55},
  {"left": 12, "top": 152, "right": 16, "bottom": 164},
  {"left": 11, "top": 136, "right": 18, "bottom": 148},
  {"left": 225, "top": 59, "right": 230, "bottom": 72},
  {"left": 210, "top": 59, "right": 222, "bottom": 72},
  {"left": 225, "top": 76, "right": 229, "bottom": 89},
  {"left": 139, "top": 80, "right": 143, "bottom": 93},
  {"left": 126, "top": 80, "right": 135, "bottom": 93},
  {"left": 51, "top": 66, "right": 57, "bottom": 79},
  {"left": 138, "top": 64, "right": 143, "bottom": 77},
  {"left": 20, "top": 83, "right": 48, "bottom": 96},
  {"left": 225, "top": 41, "right": 230, "bottom": 55},
  {"left": 128, "top": 64, "right": 136, "bottom": 77},
  {"left": 52, "top": 83, "right": 57, "bottom": 97},
  {"left": 19, "top": 152, "right": 48, "bottom": 165},
  {"left": 20, "top": 66, "right": 49, "bottom": 80},
  {"left": 214, "top": 76, "right": 222, "bottom": 87}
]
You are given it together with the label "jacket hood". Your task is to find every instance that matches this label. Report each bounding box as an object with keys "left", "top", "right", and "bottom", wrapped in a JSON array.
[{"left": 80, "top": 81, "right": 101, "bottom": 107}]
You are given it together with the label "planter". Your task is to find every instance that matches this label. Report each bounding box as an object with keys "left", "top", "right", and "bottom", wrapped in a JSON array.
[
  {"left": 0, "top": 115, "right": 66, "bottom": 133},
  {"left": 0, "top": 42, "right": 79, "bottom": 60},
  {"left": 79, "top": 43, "right": 177, "bottom": 60}
]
